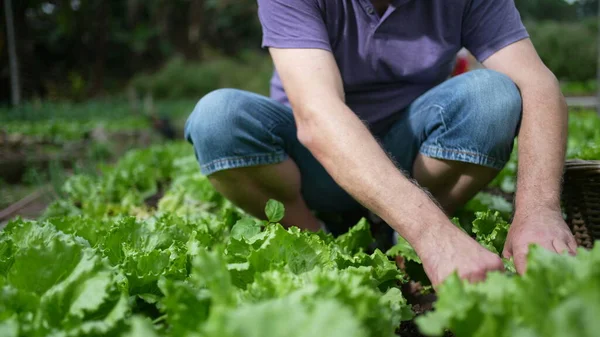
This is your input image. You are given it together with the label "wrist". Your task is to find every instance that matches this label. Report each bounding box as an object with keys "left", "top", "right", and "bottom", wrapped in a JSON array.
[
  {"left": 514, "top": 199, "right": 562, "bottom": 220},
  {"left": 403, "top": 216, "right": 461, "bottom": 256},
  {"left": 514, "top": 187, "right": 561, "bottom": 218}
]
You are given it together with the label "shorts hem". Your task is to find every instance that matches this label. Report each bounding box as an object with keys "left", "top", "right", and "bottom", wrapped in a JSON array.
[
  {"left": 420, "top": 145, "right": 506, "bottom": 170},
  {"left": 200, "top": 153, "right": 288, "bottom": 175}
]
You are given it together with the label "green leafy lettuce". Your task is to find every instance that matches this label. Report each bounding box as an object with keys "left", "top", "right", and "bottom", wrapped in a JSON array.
[{"left": 417, "top": 244, "right": 600, "bottom": 337}]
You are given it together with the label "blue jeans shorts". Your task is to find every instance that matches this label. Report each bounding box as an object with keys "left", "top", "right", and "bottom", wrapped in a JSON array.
[{"left": 185, "top": 69, "right": 522, "bottom": 215}]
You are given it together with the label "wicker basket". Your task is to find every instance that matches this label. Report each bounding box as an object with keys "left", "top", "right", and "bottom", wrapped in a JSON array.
[{"left": 562, "top": 160, "right": 600, "bottom": 249}]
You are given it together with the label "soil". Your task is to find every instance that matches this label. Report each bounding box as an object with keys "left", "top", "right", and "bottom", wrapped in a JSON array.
[
  {"left": 5, "top": 197, "right": 50, "bottom": 222},
  {"left": 144, "top": 187, "right": 166, "bottom": 209},
  {"left": 0, "top": 129, "right": 162, "bottom": 184},
  {"left": 0, "top": 145, "right": 77, "bottom": 183},
  {"left": 398, "top": 321, "right": 454, "bottom": 337},
  {"left": 0, "top": 184, "right": 37, "bottom": 210},
  {"left": 393, "top": 255, "right": 455, "bottom": 337},
  {"left": 395, "top": 282, "right": 454, "bottom": 337},
  {"left": 0, "top": 186, "right": 54, "bottom": 228}
]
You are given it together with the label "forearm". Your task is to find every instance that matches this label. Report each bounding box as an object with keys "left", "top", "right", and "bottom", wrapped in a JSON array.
[
  {"left": 514, "top": 71, "right": 568, "bottom": 214},
  {"left": 270, "top": 47, "right": 456, "bottom": 251},
  {"left": 297, "top": 99, "right": 451, "bottom": 249}
]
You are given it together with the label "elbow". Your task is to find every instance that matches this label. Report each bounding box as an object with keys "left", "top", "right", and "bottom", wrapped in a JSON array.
[
  {"left": 540, "top": 67, "right": 561, "bottom": 93},
  {"left": 296, "top": 116, "right": 318, "bottom": 150},
  {"left": 519, "top": 67, "right": 565, "bottom": 104},
  {"left": 293, "top": 95, "right": 345, "bottom": 150},
  {"left": 546, "top": 71, "right": 561, "bottom": 94},
  {"left": 294, "top": 106, "right": 323, "bottom": 151},
  {"left": 545, "top": 71, "right": 568, "bottom": 109},
  {"left": 297, "top": 125, "right": 314, "bottom": 149}
]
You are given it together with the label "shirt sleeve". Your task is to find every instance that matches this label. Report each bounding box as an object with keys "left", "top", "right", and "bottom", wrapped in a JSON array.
[
  {"left": 257, "top": 0, "right": 331, "bottom": 51},
  {"left": 462, "top": 0, "right": 529, "bottom": 62}
]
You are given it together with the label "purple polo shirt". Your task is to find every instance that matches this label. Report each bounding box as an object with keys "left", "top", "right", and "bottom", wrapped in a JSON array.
[{"left": 257, "top": 0, "right": 529, "bottom": 133}]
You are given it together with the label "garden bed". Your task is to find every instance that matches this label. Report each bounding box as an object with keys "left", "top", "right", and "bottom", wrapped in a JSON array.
[
  {"left": 0, "top": 186, "right": 53, "bottom": 226},
  {"left": 0, "top": 109, "right": 599, "bottom": 337}
]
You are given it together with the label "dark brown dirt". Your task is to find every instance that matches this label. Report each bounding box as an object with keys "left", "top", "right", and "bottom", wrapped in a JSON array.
[
  {"left": 144, "top": 188, "right": 166, "bottom": 209},
  {"left": 396, "top": 298, "right": 454, "bottom": 337},
  {"left": 397, "top": 321, "right": 454, "bottom": 337},
  {"left": 0, "top": 186, "right": 54, "bottom": 227},
  {"left": 395, "top": 261, "right": 453, "bottom": 337}
]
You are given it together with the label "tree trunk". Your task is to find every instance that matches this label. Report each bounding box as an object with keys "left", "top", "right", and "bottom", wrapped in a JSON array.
[
  {"left": 127, "top": 0, "right": 142, "bottom": 24},
  {"left": 90, "top": 0, "right": 108, "bottom": 96},
  {"left": 186, "top": 0, "right": 204, "bottom": 60},
  {"left": 4, "top": 0, "right": 21, "bottom": 105}
]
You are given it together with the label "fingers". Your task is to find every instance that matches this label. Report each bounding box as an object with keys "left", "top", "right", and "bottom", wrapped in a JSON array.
[
  {"left": 502, "top": 247, "right": 512, "bottom": 259},
  {"left": 552, "top": 238, "right": 570, "bottom": 255},
  {"left": 514, "top": 238, "right": 578, "bottom": 275},
  {"left": 567, "top": 240, "right": 578, "bottom": 255},
  {"left": 465, "top": 273, "right": 487, "bottom": 284},
  {"left": 513, "top": 242, "right": 552, "bottom": 275},
  {"left": 566, "top": 233, "right": 579, "bottom": 255},
  {"left": 554, "top": 237, "right": 578, "bottom": 256},
  {"left": 502, "top": 235, "right": 513, "bottom": 259},
  {"left": 513, "top": 250, "right": 528, "bottom": 274},
  {"left": 464, "top": 257, "right": 505, "bottom": 284},
  {"left": 493, "top": 257, "right": 506, "bottom": 272}
]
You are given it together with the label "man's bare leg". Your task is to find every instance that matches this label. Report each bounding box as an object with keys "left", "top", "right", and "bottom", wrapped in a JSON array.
[
  {"left": 209, "top": 153, "right": 498, "bottom": 233},
  {"left": 208, "top": 159, "right": 322, "bottom": 231},
  {"left": 412, "top": 154, "right": 499, "bottom": 215}
]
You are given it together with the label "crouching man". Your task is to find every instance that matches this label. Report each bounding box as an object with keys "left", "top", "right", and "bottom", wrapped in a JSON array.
[{"left": 185, "top": 0, "right": 577, "bottom": 286}]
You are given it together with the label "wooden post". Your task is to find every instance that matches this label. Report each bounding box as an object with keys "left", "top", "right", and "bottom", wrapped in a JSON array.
[{"left": 4, "top": 0, "right": 21, "bottom": 106}]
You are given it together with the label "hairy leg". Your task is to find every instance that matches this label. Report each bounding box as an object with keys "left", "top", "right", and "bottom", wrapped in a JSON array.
[
  {"left": 208, "top": 159, "right": 322, "bottom": 231},
  {"left": 412, "top": 154, "right": 499, "bottom": 215}
]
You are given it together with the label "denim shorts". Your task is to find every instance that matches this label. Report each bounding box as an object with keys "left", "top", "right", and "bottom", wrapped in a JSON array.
[{"left": 185, "top": 69, "right": 522, "bottom": 215}]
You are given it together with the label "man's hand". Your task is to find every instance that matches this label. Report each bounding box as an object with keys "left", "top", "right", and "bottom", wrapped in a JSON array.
[
  {"left": 503, "top": 208, "right": 577, "bottom": 274},
  {"left": 415, "top": 222, "right": 505, "bottom": 287}
]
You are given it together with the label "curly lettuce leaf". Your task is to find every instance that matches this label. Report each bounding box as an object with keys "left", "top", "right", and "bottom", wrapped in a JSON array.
[
  {"left": 472, "top": 211, "right": 510, "bottom": 254},
  {"left": 417, "top": 244, "right": 600, "bottom": 337},
  {"left": 335, "top": 218, "right": 374, "bottom": 255},
  {"left": 1, "top": 220, "right": 129, "bottom": 337},
  {"left": 203, "top": 296, "right": 367, "bottom": 337}
]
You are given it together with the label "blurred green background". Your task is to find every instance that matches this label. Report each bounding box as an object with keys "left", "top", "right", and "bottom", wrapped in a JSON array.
[{"left": 0, "top": 0, "right": 598, "bottom": 103}]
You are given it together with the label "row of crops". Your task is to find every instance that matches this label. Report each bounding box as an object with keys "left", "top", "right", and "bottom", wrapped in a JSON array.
[
  {"left": 1, "top": 118, "right": 150, "bottom": 145},
  {"left": 0, "top": 100, "right": 193, "bottom": 207},
  {"left": 0, "top": 99, "right": 195, "bottom": 154},
  {"left": 1, "top": 110, "right": 599, "bottom": 337}
]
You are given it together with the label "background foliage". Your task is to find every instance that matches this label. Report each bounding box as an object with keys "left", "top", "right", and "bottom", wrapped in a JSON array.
[{"left": 0, "top": 0, "right": 598, "bottom": 103}]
